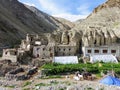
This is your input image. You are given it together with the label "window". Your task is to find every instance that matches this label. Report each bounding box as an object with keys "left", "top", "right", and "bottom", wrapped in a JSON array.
[
  {"left": 111, "top": 50, "right": 116, "bottom": 53},
  {"left": 87, "top": 50, "right": 91, "bottom": 53},
  {"left": 37, "top": 54, "right": 39, "bottom": 57},
  {"left": 59, "top": 48, "right": 61, "bottom": 51},
  {"left": 94, "top": 50, "right": 99, "bottom": 53},
  {"left": 103, "top": 50, "right": 108, "bottom": 53},
  {"left": 5, "top": 51, "right": 8, "bottom": 55},
  {"left": 15, "top": 51, "right": 17, "bottom": 55},
  {"left": 37, "top": 48, "right": 40, "bottom": 51},
  {"left": 50, "top": 53, "right": 53, "bottom": 57},
  {"left": 63, "top": 49, "right": 65, "bottom": 51},
  {"left": 69, "top": 48, "right": 71, "bottom": 51},
  {"left": 43, "top": 48, "right": 45, "bottom": 51},
  {"left": 49, "top": 48, "right": 51, "bottom": 51}
]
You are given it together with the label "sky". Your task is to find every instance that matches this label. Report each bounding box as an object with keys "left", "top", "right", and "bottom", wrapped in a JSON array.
[{"left": 18, "top": 0, "right": 107, "bottom": 22}]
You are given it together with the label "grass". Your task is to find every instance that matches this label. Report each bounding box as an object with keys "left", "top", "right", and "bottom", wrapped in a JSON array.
[
  {"left": 23, "top": 81, "right": 32, "bottom": 87},
  {"left": 35, "top": 83, "right": 46, "bottom": 87},
  {"left": 85, "top": 87, "right": 94, "bottom": 90},
  {"left": 35, "top": 80, "right": 59, "bottom": 87},
  {"left": 7, "top": 85, "right": 15, "bottom": 88},
  {"left": 61, "top": 81, "right": 71, "bottom": 86},
  {"left": 22, "top": 88, "right": 31, "bottom": 90},
  {"left": 41, "top": 75, "right": 62, "bottom": 79}
]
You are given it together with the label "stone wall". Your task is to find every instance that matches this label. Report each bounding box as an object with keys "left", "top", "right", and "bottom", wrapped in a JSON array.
[
  {"left": 33, "top": 45, "right": 54, "bottom": 59},
  {"left": 2, "top": 49, "right": 17, "bottom": 62},
  {"left": 55, "top": 45, "right": 77, "bottom": 56}
]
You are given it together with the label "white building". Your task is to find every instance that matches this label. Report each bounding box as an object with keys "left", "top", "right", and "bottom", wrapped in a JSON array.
[
  {"left": 82, "top": 45, "right": 120, "bottom": 57},
  {"left": 82, "top": 45, "right": 120, "bottom": 63}
]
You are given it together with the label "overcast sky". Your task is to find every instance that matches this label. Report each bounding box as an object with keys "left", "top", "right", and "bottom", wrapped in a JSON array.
[{"left": 18, "top": 0, "right": 107, "bottom": 22}]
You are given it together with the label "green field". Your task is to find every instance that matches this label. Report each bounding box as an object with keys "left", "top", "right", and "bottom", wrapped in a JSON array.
[{"left": 41, "top": 63, "right": 120, "bottom": 76}]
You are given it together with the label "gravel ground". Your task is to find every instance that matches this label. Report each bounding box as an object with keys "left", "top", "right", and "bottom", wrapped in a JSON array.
[{"left": 0, "top": 77, "right": 120, "bottom": 90}]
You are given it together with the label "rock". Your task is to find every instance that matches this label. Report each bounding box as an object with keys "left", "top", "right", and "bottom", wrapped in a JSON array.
[
  {"left": 16, "top": 74, "right": 30, "bottom": 81},
  {"left": 27, "top": 67, "right": 38, "bottom": 75},
  {"left": 0, "top": 61, "right": 18, "bottom": 76},
  {"left": 9, "top": 68, "right": 24, "bottom": 74},
  {"left": 67, "top": 86, "right": 78, "bottom": 90},
  {"left": 61, "top": 31, "right": 69, "bottom": 45}
]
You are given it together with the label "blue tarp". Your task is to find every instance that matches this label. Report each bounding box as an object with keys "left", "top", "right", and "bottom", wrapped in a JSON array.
[{"left": 100, "top": 76, "right": 120, "bottom": 86}]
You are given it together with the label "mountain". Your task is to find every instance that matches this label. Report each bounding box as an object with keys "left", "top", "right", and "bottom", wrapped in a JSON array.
[
  {"left": 25, "top": 5, "right": 75, "bottom": 31},
  {"left": 71, "top": 0, "right": 120, "bottom": 46},
  {"left": 0, "top": 0, "right": 74, "bottom": 48}
]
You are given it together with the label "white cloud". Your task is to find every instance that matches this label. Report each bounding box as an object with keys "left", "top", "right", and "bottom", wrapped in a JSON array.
[
  {"left": 24, "top": 2, "right": 35, "bottom": 7},
  {"left": 38, "top": 0, "right": 90, "bottom": 21},
  {"left": 77, "top": 4, "right": 91, "bottom": 15},
  {"left": 38, "top": 0, "right": 66, "bottom": 14},
  {"left": 53, "top": 14, "right": 88, "bottom": 22}
]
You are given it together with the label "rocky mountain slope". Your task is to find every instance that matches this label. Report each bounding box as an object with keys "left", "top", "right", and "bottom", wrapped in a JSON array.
[
  {"left": 71, "top": 0, "right": 120, "bottom": 46},
  {"left": 0, "top": 0, "right": 74, "bottom": 48},
  {"left": 25, "top": 5, "right": 75, "bottom": 31}
]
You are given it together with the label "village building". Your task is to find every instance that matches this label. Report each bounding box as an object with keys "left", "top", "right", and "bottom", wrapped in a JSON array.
[
  {"left": 82, "top": 45, "right": 120, "bottom": 57},
  {"left": 33, "top": 44, "right": 54, "bottom": 59},
  {"left": 2, "top": 49, "right": 18, "bottom": 62},
  {"left": 1, "top": 32, "right": 119, "bottom": 63},
  {"left": 55, "top": 45, "right": 77, "bottom": 56},
  {"left": 82, "top": 44, "right": 120, "bottom": 63}
]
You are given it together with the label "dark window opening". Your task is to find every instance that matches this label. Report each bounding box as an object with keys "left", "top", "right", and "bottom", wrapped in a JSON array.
[
  {"left": 37, "top": 54, "right": 39, "bottom": 57},
  {"left": 69, "top": 48, "right": 71, "bottom": 51},
  {"left": 31, "top": 37, "right": 33, "bottom": 41},
  {"left": 111, "top": 50, "right": 116, "bottom": 53},
  {"left": 94, "top": 50, "right": 99, "bottom": 53},
  {"left": 103, "top": 50, "right": 108, "bottom": 53},
  {"left": 15, "top": 51, "right": 17, "bottom": 55},
  {"left": 63, "top": 49, "right": 65, "bottom": 51},
  {"left": 43, "top": 48, "right": 45, "bottom": 51},
  {"left": 37, "top": 48, "right": 40, "bottom": 51},
  {"left": 49, "top": 48, "right": 51, "bottom": 51},
  {"left": 50, "top": 53, "right": 53, "bottom": 57},
  {"left": 94, "top": 40, "right": 97, "bottom": 45},
  {"left": 87, "top": 50, "right": 91, "bottom": 53},
  {"left": 5, "top": 51, "right": 8, "bottom": 55}
]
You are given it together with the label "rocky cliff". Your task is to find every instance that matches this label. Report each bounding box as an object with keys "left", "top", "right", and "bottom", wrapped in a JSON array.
[
  {"left": 70, "top": 0, "right": 120, "bottom": 46},
  {"left": 0, "top": 0, "right": 74, "bottom": 48}
]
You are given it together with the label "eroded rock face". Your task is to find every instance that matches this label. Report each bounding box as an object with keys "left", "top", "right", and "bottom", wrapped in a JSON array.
[
  {"left": 61, "top": 31, "right": 69, "bottom": 45},
  {"left": 81, "top": 29, "right": 118, "bottom": 46},
  {"left": 70, "top": 0, "right": 120, "bottom": 46}
]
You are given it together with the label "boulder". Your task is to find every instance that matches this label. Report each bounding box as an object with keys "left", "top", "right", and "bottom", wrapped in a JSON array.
[
  {"left": 27, "top": 67, "right": 38, "bottom": 75},
  {"left": 9, "top": 68, "right": 24, "bottom": 74}
]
